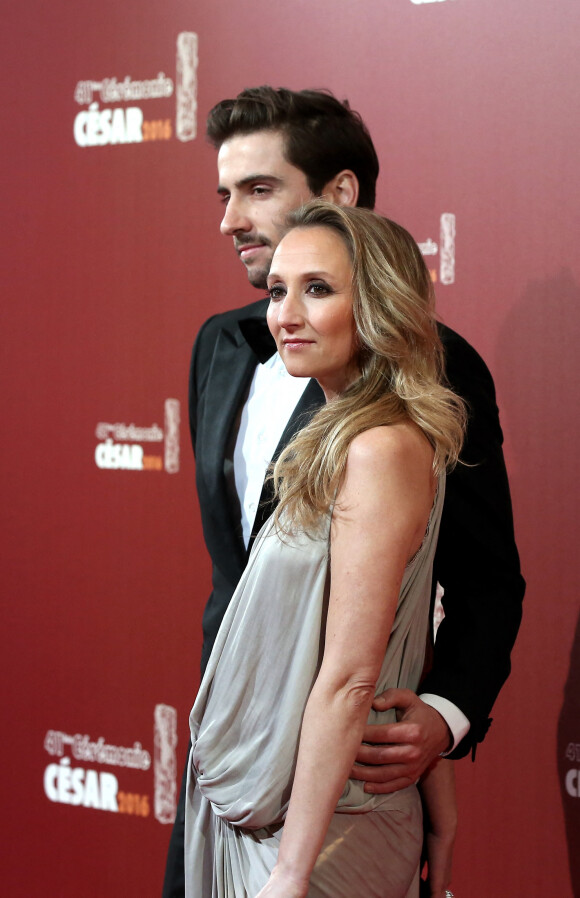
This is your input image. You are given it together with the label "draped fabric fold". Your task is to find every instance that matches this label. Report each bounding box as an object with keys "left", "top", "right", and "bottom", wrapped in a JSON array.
[{"left": 185, "top": 477, "right": 445, "bottom": 897}]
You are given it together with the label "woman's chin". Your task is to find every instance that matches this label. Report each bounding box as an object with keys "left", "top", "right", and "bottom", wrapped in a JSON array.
[{"left": 283, "top": 362, "right": 313, "bottom": 380}]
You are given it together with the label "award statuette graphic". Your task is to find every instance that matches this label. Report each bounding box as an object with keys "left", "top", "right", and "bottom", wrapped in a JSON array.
[
  {"left": 164, "top": 399, "right": 180, "bottom": 474},
  {"left": 439, "top": 213, "right": 456, "bottom": 286},
  {"left": 176, "top": 33, "right": 198, "bottom": 142},
  {"left": 154, "top": 704, "right": 178, "bottom": 824}
]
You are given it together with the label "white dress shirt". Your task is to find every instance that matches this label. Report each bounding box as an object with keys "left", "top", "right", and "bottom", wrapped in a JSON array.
[{"left": 233, "top": 352, "right": 309, "bottom": 549}]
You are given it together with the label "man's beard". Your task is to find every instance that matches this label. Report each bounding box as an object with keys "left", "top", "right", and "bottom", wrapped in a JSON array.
[
  {"left": 234, "top": 233, "right": 275, "bottom": 291},
  {"left": 247, "top": 263, "right": 271, "bottom": 291}
]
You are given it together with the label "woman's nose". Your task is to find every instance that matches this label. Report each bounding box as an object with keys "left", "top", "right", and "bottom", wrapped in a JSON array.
[{"left": 277, "top": 290, "right": 304, "bottom": 330}]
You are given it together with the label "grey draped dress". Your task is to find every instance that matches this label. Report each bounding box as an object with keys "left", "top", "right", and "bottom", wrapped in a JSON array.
[{"left": 185, "top": 476, "right": 445, "bottom": 898}]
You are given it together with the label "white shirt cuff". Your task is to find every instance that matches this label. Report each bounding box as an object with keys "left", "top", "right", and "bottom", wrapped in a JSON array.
[{"left": 419, "top": 693, "right": 471, "bottom": 754}]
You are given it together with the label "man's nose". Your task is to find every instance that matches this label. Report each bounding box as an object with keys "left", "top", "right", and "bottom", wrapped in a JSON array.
[{"left": 220, "top": 197, "right": 251, "bottom": 236}]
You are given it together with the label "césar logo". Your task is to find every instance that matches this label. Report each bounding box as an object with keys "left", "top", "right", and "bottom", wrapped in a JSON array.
[
  {"left": 95, "top": 438, "right": 145, "bottom": 470},
  {"left": 44, "top": 758, "right": 119, "bottom": 812},
  {"left": 74, "top": 103, "right": 145, "bottom": 147},
  {"left": 72, "top": 33, "right": 197, "bottom": 147},
  {"left": 42, "top": 706, "right": 177, "bottom": 823},
  {"left": 94, "top": 399, "right": 180, "bottom": 473}
]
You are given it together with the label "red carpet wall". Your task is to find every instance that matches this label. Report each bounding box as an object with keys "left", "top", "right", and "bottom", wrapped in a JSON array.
[{"left": 2, "top": 1, "right": 578, "bottom": 895}]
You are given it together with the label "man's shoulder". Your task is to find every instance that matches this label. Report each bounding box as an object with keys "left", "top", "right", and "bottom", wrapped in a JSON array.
[
  {"left": 437, "top": 321, "right": 504, "bottom": 450},
  {"left": 198, "top": 296, "right": 269, "bottom": 340},
  {"left": 437, "top": 321, "right": 496, "bottom": 396},
  {"left": 190, "top": 295, "right": 269, "bottom": 387}
]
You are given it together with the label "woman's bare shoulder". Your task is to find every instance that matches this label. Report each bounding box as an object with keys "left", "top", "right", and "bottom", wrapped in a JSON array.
[
  {"left": 335, "top": 422, "right": 437, "bottom": 551},
  {"left": 346, "top": 422, "right": 434, "bottom": 477}
]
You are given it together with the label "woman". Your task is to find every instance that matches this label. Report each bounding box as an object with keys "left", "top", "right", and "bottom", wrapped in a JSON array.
[{"left": 184, "top": 201, "right": 464, "bottom": 898}]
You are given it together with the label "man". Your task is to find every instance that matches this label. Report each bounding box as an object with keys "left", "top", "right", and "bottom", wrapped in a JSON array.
[{"left": 163, "top": 86, "right": 524, "bottom": 897}]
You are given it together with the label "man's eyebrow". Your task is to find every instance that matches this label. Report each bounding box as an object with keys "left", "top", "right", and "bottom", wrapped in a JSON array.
[{"left": 217, "top": 174, "right": 284, "bottom": 195}]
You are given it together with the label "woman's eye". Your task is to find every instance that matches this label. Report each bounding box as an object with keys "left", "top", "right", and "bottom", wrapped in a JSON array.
[
  {"left": 268, "top": 285, "right": 286, "bottom": 300},
  {"left": 307, "top": 281, "right": 332, "bottom": 296}
]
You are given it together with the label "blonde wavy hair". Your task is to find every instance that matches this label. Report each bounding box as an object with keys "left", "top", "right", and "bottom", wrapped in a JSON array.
[{"left": 271, "top": 200, "right": 466, "bottom": 534}]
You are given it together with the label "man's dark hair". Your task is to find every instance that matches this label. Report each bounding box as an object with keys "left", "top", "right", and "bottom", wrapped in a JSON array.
[{"left": 206, "top": 86, "right": 379, "bottom": 209}]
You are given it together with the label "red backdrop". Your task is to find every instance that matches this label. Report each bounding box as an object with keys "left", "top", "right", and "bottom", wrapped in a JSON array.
[{"left": 2, "top": 1, "right": 579, "bottom": 895}]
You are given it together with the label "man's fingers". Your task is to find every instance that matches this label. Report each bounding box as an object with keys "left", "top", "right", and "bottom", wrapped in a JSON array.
[
  {"left": 351, "top": 761, "right": 410, "bottom": 783},
  {"left": 355, "top": 740, "right": 419, "bottom": 766},
  {"left": 363, "top": 777, "right": 415, "bottom": 795},
  {"left": 350, "top": 765, "right": 416, "bottom": 794},
  {"left": 372, "top": 687, "right": 418, "bottom": 713},
  {"left": 360, "top": 721, "right": 422, "bottom": 746}
]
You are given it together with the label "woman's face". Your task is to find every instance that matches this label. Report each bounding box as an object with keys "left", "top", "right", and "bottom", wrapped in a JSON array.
[{"left": 266, "top": 226, "right": 358, "bottom": 400}]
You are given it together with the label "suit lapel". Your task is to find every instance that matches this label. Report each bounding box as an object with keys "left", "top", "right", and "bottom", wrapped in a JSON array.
[
  {"left": 249, "top": 378, "right": 325, "bottom": 548},
  {"left": 199, "top": 323, "right": 259, "bottom": 574}
]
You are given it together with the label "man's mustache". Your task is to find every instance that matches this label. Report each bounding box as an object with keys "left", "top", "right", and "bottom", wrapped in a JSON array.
[{"left": 234, "top": 233, "right": 273, "bottom": 252}]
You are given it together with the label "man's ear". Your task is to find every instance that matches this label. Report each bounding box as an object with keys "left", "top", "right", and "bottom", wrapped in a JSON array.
[{"left": 320, "top": 170, "right": 359, "bottom": 208}]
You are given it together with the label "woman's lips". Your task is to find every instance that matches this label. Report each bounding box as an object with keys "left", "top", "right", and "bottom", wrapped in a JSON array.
[{"left": 282, "top": 339, "right": 315, "bottom": 349}]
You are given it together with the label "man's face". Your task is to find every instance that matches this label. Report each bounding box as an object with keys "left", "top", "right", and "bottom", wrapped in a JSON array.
[{"left": 217, "top": 130, "right": 314, "bottom": 290}]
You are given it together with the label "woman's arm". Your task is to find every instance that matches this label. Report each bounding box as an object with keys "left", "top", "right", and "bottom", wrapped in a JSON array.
[
  {"left": 419, "top": 759, "right": 457, "bottom": 898},
  {"left": 256, "top": 422, "right": 436, "bottom": 898}
]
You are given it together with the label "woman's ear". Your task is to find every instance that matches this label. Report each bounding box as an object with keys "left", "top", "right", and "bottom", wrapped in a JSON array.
[{"left": 320, "top": 170, "right": 359, "bottom": 208}]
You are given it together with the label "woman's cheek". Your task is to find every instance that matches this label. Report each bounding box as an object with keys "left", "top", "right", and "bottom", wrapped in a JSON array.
[{"left": 266, "top": 305, "right": 279, "bottom": 338}]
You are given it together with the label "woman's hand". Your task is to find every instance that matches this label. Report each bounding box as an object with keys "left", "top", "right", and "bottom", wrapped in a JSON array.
[{"left": 254, "top": 865, "right": 309, "bottom": 898}]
